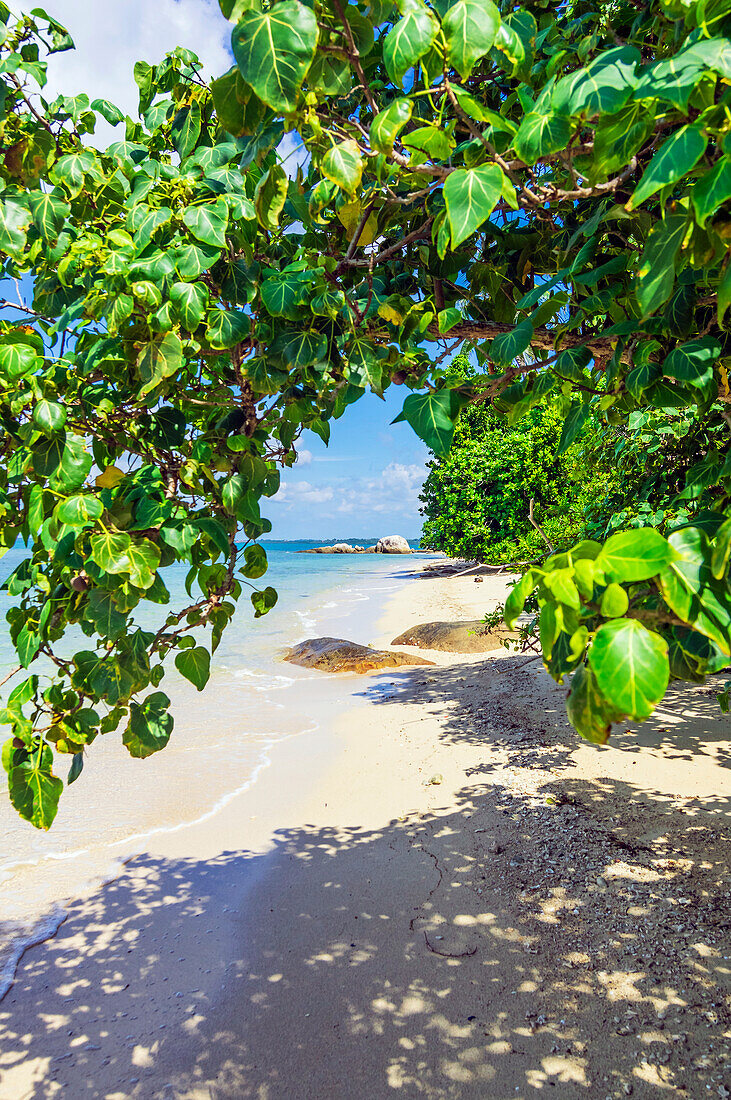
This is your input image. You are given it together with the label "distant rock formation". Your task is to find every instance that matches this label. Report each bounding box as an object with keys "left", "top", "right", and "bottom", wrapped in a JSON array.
[
  {"left": 300, "top": 543, "right": 362, "bottom": 553},
  {"left": 297, "top": 537, "right": 413, "bottom": 554},
  {"left": 283, "top": 637, "right": 434, "bottom": 673},
  {"left": 375, "top": 535, "right": 412, "bottom": 554},
  {"left": 391, "top": 621, "right": 517, "bottom": 653}
]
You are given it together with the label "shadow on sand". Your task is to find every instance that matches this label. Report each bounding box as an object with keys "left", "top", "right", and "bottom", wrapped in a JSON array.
[{"left": 0, "top": 658, "right": 729, "bottom": 1099}]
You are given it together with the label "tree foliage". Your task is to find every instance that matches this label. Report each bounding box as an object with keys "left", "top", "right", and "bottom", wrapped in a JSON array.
[
  {"left": 3, "top": 0, "right": 731, "bottom": 825},
  {"left": 419, "top": 364, "right": 605, "bottom": 562}
]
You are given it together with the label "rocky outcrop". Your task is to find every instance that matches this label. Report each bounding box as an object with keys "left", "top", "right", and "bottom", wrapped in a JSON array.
[
  {"left": 375, "top": 535, "right": 412, "bottom": 554},
  {"left": 284, "top": 637, "right": 435, "bottom": 673},
  {"left": 299, "top": 543, "right": 363, "bottom": 553},
  {"left": 391, "top": 620, "right": 517, "bottom": 653},
  {"left": 298, "top": 538, "right": 412, "bottom": 554}
]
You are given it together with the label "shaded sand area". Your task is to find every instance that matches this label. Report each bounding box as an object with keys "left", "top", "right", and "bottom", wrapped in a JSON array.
[{"left": 1, "top": 564, "right": 730, "bottom": 1099}]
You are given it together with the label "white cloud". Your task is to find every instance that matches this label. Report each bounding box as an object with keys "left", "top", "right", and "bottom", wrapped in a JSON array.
[
  {"left": 270, "top": 462, "right": 426, "bottom": 518},
  {"left": 43, "top": 0, "right": 232, "bottom": 121},
  {"left": 296, "top": 449, "right": 313, "bottom": 466},
  {"left": 275, "top": 480, "right": 335, "bottom": 506}
]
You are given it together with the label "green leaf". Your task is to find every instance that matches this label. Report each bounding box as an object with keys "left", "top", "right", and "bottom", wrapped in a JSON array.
[
  {"left": 171, "top": 101, "right": 201, "bottom": 159},
  {"left": 272, "top": 329, "right": 328, "bottom": 368},
  {"left": 392, "top": 389, "right": 467, "bottom": 455},
  {"left": 182, "top": 198, "right": 229, "bottom": 247},
  {"left": 251, "top": 585, "right": 277, "bottom": 617},
  {"left": 123, "top": 692, "right": 173, "bottom": 759},
  {"left": 254, "top": 164, "right": 288, "bottom": 231},
  {"left": 27, "top": 190, "right": 69, "bottom": 242},
  {"left": 137, "top": 332, "right": 184, "bottom": 395},
  {"left": 711, "top": 517, "right": 731, "bottom": 580},
  {"left": 0, "top": 341, "right": 40, "bottom": 380},
  {"left": 513, "top": 112, "right": 572, "bottom": 164},
  {"left": 663, "top": 337, "right": 720, "bottom": 389},
  {"left": 196, "top": 516, "right": 231, "bottom": 557},
  {"left": 589, "top": 619, "right": 669, "bottom": 720},
  {"left": 170, "top": 281, "right": 208, "bottom": 330},
  {"left": 442, "top": 0, "right": 500, "bottom": 80},
  {"left": 369, "top": 98, "right": 413, "bottom": 154},
  {"left": 55, "top": 494, "right": 103, "bottom": 527},
  {"left": 566, "top": 664, "right": 623, "bottom": 744},
  {"left": 222, "top": 473, "right": 260, "bottom": 523},
  {"left": 383, "top": 3, "right": 438, "bottom": 86},
  {"left": 175, "top": 646, "right": 210, "bottom": 690},
  {"left": 596, "top": 528, "right": 674, "bottom": 582},
  {"left": 32, "top": 432, "right": 91, "bottom": 491},
  {"left": 633, "top": 48, "right": 706, "bottom": 111},
  {"left": 557, "top": 403, "right": 588, "bottom": 455},
  {"left": 210, "top": 65, "right": 249, "bottom": 136},
  {"left": 600, "top": 582, "right": 629, "bottom": 618},
  {"left": 437, "top": 307, "right": 462, "bottom": 334},
  {"left": 86, "top": 588, "right": 126, "bottom": 639},
  {"left": 126, "top": 538, "right": 161, "bottom": 589},
  {"left": 504, "top": 569, "right": 537, "bottom": 629},
  {"left": 402, "top": 124, "right": 455, "bottom": 161},
  {"left": 89, "top": 530, "right": 132, "bottom": 575},
  {"left": 32, "top": 399, "right": 66, "bottom": 432},
  {"left": 67, "top": 752, "right": 84, "bottom": 785},
  {"left": 242, "top": 543, "right": 267, "bottom": 579},
  {"left": 91, "top": 97, "right": 125, "bottom": 125},
  {"left": 691, "top": 155, "right": 731, "bottom": 229},
  {"left": 553, "top": 46, "right": 639, "bottom": 117},
  {"left": 627, "top": 125, "right": 708, "bottom": 210},
  {"left": 231, "top": 0, "right": 318, "bottom": 113},
  {"left": 205, "top": 309, "right": 250, "bottom": 349},
  {"left": 718, "top": 262, "right": 731, "bottom": 326},
  {"left": 128, "top": 205, "right": 173, "bottom": 249},
  {"left": 657, "top": 526, "right": 731, "bottom": 653},
  {"left": 636, "top": 215, "right": 687, "bottom": 317},
  {"left": 0, "top": 199, "right": 32, "bottom": 258},
  {"left": 16, "top": 626, "right": 41, "bottom": 668},
  {"left": 6, "top": 742, "right": 63, "bottom": 829},
  {"left": 490, "top": 319, "right": 533, "bottom": 366},
  {"left": 443, "top": 164, "right": 505, "bottom": 248},
  {"left": 261, "top": 271, "right": 309, "bottom": 319},
  {"left": 173, "top": 241, "right": 221, "bottom": 280},
  {"left": 49, "top": 151, "right": 95, "bottom": 197},
  {"left": 591, "top": 102, "right": 656, "bottom": 181},
  {"left": 311, "top": 287, "right": 345, "bottom": 319},
  {"left": 321, "top": 140, "right": 363, "bottom": 195}
]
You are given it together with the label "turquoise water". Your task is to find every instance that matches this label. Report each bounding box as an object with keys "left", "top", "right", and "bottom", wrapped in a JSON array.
[{"left": 0, "top": 540, "right": 434, "bottom": 936}]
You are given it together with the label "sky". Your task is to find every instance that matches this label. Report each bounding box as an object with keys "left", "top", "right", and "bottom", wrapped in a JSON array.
[{"left": 34, "top": 0, "right": 431, "bottom": 541}]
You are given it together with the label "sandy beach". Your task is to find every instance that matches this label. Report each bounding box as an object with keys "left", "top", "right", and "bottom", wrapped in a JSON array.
[{"left": 0, "top": 562, "right": 729, "bottom": 1099}]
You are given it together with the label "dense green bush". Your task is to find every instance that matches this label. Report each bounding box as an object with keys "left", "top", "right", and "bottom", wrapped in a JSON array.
[{"left": 420, "top": 392, "right": 608, "bottom": 564}]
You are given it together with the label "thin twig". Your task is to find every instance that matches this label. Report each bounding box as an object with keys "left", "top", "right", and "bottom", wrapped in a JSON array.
[{"left": 528, "top": 499, "right": 554, "bottom": 553}]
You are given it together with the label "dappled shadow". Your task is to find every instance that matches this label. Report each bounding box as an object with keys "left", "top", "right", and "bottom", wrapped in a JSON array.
[
  {"left": 356, "top": 654, "right": 731, "bottom": 790},
  {"left": 0, "top": 761, "right": 729, "bottom": 1098}
]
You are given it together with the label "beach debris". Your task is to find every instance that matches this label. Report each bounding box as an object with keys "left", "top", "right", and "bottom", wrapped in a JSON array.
[
  {"left": 392, "top": 620, "right": 517, "bottom": 653},
  {"left": 428, "top": 774, "right": 443, "bottom": 785},
  {"left": 283, "top": 637, "right": 435, "bottom": 673}
]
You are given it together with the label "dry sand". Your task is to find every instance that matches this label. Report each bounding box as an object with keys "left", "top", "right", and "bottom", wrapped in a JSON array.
[{"left": 0, "top": 564, "right": 729, "bottom": 1099}]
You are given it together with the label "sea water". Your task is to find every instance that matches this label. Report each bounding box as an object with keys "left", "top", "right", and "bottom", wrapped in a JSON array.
[{"left": 0, "top": 540, "right": 436, "bottom": 971}]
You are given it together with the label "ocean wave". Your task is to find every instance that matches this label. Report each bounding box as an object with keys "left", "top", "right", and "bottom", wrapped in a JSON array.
[{"left": 0, "top": 906, "right": 68, "bottom": 1002}]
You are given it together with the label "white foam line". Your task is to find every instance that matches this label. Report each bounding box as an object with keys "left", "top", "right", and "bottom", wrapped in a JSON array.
[{"left": 0, "top": 907, "right": 67, "bottom": 1002}]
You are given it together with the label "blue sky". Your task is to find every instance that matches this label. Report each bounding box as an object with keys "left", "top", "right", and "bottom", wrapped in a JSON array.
[{"left": 30, "top": 0, "right": 433, "bottom": 540}]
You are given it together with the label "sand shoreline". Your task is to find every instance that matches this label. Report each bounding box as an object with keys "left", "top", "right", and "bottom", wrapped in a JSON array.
[{"left": 0, "top": 563, "right": 729, "bottom": 1099}]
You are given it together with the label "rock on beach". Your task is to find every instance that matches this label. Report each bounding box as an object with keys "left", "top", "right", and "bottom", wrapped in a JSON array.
[
  {"left": 391, "top": 620, "right": 517, "bottom": 653},
  {"left": 283, "top": 637, "right": 435, "bottom": 673},
  {"left": 375, "top": 535, "right": 412, "bottom": 553}
]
